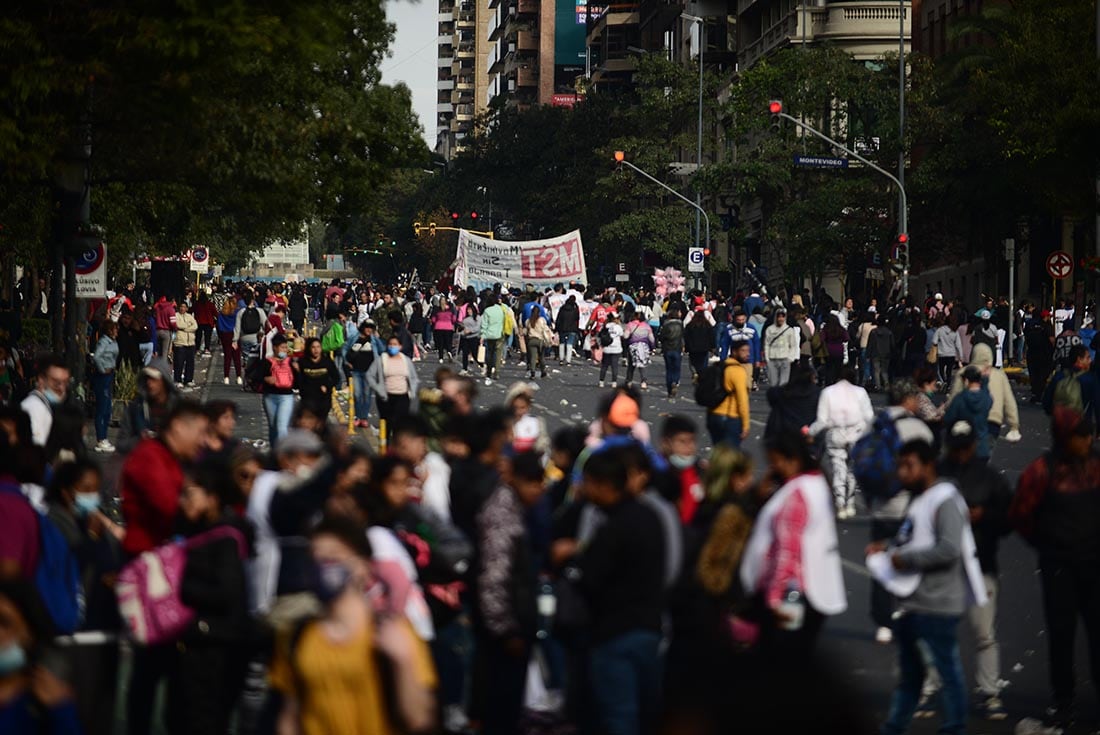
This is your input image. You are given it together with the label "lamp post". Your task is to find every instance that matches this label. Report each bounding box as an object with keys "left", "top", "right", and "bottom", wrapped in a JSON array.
[
  {"left": 614, "top": 151, "right": 711, "bottom": 287},
  {"left": 682, "top": 13, "right": 704, "bottom": 257},
  {"left": 898, "top": 0, "right": 907, "bottom": 295}
]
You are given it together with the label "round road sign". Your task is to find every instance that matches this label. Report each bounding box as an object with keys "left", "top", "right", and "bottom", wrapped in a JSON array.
[
  {"left": 1046, "top": 250, "right": 1073, "bottom": 280},
  {"left": 74, "top": 243, "right": 105, "bottom": 275},
  {"left": 688, "top": 248, "right": 705, "bottom": 266},
  {"left": 191, "top": 247, "right": 209, "bottom": 264}
]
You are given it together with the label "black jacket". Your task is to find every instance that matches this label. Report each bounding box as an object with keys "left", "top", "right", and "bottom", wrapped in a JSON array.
[
  {"left": 938, "top": 458, "right": 1012, "bottom": 574},
  {"left": 556, "top": 302, "right": 580, "bottom": 334},
  {"left": 180, "top": 516, "right": 250, "bottom": 644},
  {"left": 764, "top": 381, "right": 820, "bottom": 440},
  {"left": 683, "top": 318, "right": 716, "bottom": 353}
]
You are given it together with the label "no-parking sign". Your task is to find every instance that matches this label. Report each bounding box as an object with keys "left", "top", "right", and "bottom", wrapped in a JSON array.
[
  {"left": 74, "top": 243, "right": 107, "bottom": 298},
  {"left": 190, "top": 246, "right": 210, "bottom": 273}
]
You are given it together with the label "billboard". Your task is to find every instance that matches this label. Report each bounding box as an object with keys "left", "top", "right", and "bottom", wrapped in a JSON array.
[
  {"left": 454, "top": 229, "right": 587, "bottom": 291},
  {"left": 555, "top": 0, "right": 587, "bottom": 66}
]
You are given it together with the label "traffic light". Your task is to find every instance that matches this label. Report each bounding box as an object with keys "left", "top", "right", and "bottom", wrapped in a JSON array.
[
  {"left": 429, "top": 222, "right": 437, "bottom": 236},
  {"left": 470, "top": 211, "right": 478, "bottom": 221},
  {"left": 892, "top": 233, "right": 910, "bottom": 273},
  {"left": 451, "top": 212, "right": 460, "bottom": 221},
  {"left": 414, "top": 222, "right": 422, "bottom": 236},
  {"left": 390, "top": 240, "right": 396, "bottom": 247},
  {"left": 377, "top": 236, "right": 385, "bottom": 247},
  {"left": 703, "top": 248, "right": 711, "bottom": 257},
  {"left": 769, "top": 100, "right": 783, "bottom": 134}
]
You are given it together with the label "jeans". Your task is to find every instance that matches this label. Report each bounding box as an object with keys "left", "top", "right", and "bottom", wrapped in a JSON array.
[
  {"left": 766, "top": 358, "right": 791, "bottom": 387},
  {"left": 431, "top": 615, "right": 472, "bottom": 713},
  {"left": 263, "top": 393, "right": 295, "bottom": 446},
  {"left": 435, "top": 329, "right": 454, "bottom": 358},
  {"left": 350, "top": 371, "right": 371, "bottom": 421},
  {"left": 139, "top": 342, "right": 154, "bottom": 366},
  {"left": 706, "top": 414, "right": 743, "bottom": 448},
  {"left": 91, "top": 373, "right": 114, "bottom": 441},
  {"left": 881, "top": 612, "right": 966, "bottom": 735},
  {"left": 157, "top": 330, "right": 174, "bottom": 359},
  {"left": 196, "top": 324, "right": 213, "bottom": 352},
  {"left": 861, "top": 347, "right": 872, "bottom": 384},
  {"left": 484, "top": 338, "right": 503, "bottom": 378},
  {"left": 173, "top": 345, "right": 195, "bottom": 385},
  {"left": 1039, "top": 557, "right": 1100, "bottom": 708},
  {"left": 527, "top": 338, "right": 546, "bottom": 375},
  {"left": 589, "top": 630, "right": 662, "bottom": 735},
  {"left": 872, "top": 357, "right": 890, "bottom": 389},
  {"left": 559, "top": 332, "right": 578, "bottom": 363},
  {"left": 218, "top": 331, "right": 241, "bottom": 378},
  {"left": 599, "top": 351, "right": 620, "bottom": 384},
  {"left": 664, "top": 351, "right": 682, "bottom": 393}
]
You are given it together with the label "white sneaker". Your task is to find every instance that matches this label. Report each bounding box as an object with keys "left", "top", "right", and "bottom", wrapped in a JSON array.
[
  {"left": 484, "top": 378, "right": 492, "bottom": 386},
  {"left": 95, "top": 440, "right": 115, "bottom": 453},
  {"left": 236, "top": 376, "right": 243, "bottom": 385},
  {"left": 875, "top": 626, "right": 893, "bottom": 644},
  {"left": 223, "top": 377, "right": 229, "bottom": 385},
  {"left": 599, "top": 380, "right": 605, "bottom": 388}
]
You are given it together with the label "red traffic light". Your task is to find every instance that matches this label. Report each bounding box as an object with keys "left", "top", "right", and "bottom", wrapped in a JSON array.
[
  {"left": 897, "top": 233, "right": 909, "bottom": 243},
  {"left": 703, "top": 248, "right": 711, "bottom": 257},
  {"left": 451, "top": 212, "right": 460, "bottom": 220},
  {"left": 470, "top": 211, "right": 478, "bottom": 220},
  {"left": 768, "top": 100, "right": 783, "bottom": 114}
]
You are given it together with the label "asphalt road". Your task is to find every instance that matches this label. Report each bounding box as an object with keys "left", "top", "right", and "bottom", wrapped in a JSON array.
[{"left": 200, "top": 345, "right": 1098, "bottom": 735}]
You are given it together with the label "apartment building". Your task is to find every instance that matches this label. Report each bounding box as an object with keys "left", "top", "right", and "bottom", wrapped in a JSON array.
[{"left": 437, "top": 0, "right": 495, "bottom": 158}]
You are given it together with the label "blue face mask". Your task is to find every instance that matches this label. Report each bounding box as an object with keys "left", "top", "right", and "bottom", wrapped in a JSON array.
[
  {"left": 74, "top": 493, "right": 100, "bottom": 517},
  {"left": 312, "top": 561, "right": 353, "bottom": 605},
  {"left": 43, "top": 389, "right": 62, "bottom": 406},
  {"left": 0, "top": 642, "right": 26, "bottom": 676},
  {"left": 386, "top": 346, "right": 401, "bottom": 357}
]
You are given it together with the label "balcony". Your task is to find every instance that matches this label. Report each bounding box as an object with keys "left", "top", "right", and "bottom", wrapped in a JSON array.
[
  {"left": 456, "top": 74, "right": 475, "bottom": 89},
  {"left": 456, "top": 8, "right": 476, "bottom": 26},
  {"left": 438, "top": 54, "right": 454, "bottom": 66},
  {"left": 438, "top": 79, "right": 455, "bottom": 90},
  {"left": 515, "top": 0, "right": 538, "bottom": 16},
  {"left": 456, "top": 41, "right": 476, "bottom": 57},
  {"left": 437, "top": 102, "right": 455, "bottom": 113},
  {"left": 740, "top": 2, "right": 909, "bottom": 67},
  {"left": 587, "top": 4, "right": 641, "bottom": 45},
  {"left": 514, "top": 66, "right": 537, "bottom": 88},
  {"left": 516, "top": 30, "right": 538, "bottom": 52},
  {"left": 438, "top": 10, "right": 454, "bottom": 21},
  {"left": 455, "top": 103, "right": 475, "bottom": 119}
]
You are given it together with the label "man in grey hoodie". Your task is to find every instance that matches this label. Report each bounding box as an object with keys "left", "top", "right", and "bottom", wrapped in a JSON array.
[
  {"left": 870, "top": 439, "right": 986, "bottom": 735},
  {"left": 116, "top": 358, "right": 179, "bottom": 454}
]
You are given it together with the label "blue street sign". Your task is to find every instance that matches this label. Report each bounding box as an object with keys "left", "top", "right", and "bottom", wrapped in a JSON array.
[{"left": 793, "top": 154, "right": 849, "bottom": 169}]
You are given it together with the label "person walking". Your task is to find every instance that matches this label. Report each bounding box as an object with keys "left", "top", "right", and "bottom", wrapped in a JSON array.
[
  {"left": 947, "top": 342, "right": 1021, "bottom": 446},
  {"left": 217, "top": 293, "right": 242, "bottom": 386},
  {"left": 524, "top": 308, "right": 553, "bottom": 380},
  {"left": 347, "top": 320, "right": 383, "bottom": 428},
  {"left": 232, "top": 291, "right": 266, "bottom": 366},
  {"left": 942, "top": 366, "right": 994, "bottom": 464},
  {"left": 810, "top": 366, "right": 873, "bottom": 518},
  {"left": 871, "top": 439, "right": 987, "bottom": 735},
  {"left": 91, "top": 321, "right": 120, "bottom": 453},
  {"left": 867, "top": 314, "right": 895, "bottom": 391},
  {"left": 172, "top": 301, "right": 198, "bottom": 390},
  {"left": 154, "top": 296, "right": 176, "bottom": 359},
  {"left": 705, "top": 337, "right": 752, "bottom": 448},
  {"left": 623, "top": 312, "right": 656, "bottom": 390},
  {"left": 296, "top": 337, "right": 341, "bottom": 421},
  {"left": 431, "top": 300, "right": 457, "bottom": 362},
  {"left": 480, "top": 296, "right": 506, "bottom": 383},
  {"left": 763, "top": 308, "right": 800, "bottom": 388},
  {"left": 1010, "top": 408, "right": 1100, "bottom": 733},
  {"left": 597, "top": 311, "right": 624, "bottom": 388},
  {"left": 658, "top": 306, "right": 685, "bottom": 397},
  {"left": 821, "top": 314, "right": 849, "bottom": 386},
  {"left": 258, "top": 334, "right": 296, "bottom": 446},
  {"left": 458, "top": 303, "right": 482, "bottom": 375},
  {"left": 939, "top": 419, "right": 1012, "bottom": 721},
  {"left": 193, "top": 292, "right": 217, "bottom": 357},
  {"left": 367, "top": 335, "right": 419, "bottom": 437},
  {"left": 556, "top": 294, "right": 581, "bottom": 365},
  {"left": 684, "top": 310, "right": 715, "bottom": 384},
  {"left": 932, "top": 315, "right": 963, "bottom": 388}
]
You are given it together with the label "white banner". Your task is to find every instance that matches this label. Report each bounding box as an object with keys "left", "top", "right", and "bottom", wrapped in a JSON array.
[{"left": 454, "top": 229, "right": 587, "bottom": 291}]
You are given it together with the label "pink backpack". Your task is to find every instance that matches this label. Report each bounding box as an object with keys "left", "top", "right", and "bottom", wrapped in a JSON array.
[{"left": 116, "top": 526, "right": 246, "bottom": 646}]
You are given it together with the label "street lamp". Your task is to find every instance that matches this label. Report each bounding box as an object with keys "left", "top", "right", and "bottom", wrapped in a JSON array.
[
  {"left": 681, "top": 12, "right": 704, "bottom": 256},
  {"left": 614, "top": 151, "right": 711, "bottom": 284}
]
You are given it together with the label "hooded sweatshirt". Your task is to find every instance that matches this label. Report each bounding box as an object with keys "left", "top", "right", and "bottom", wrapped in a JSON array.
[
  {"left": 943, "top": 387, "right": 994, "bottom": 459},
  {"left": 947, "top": 343, "right": 1020, "bottom": 431},
  {"left": 118, "top": 358, "right": 178, "bottom": 454}
]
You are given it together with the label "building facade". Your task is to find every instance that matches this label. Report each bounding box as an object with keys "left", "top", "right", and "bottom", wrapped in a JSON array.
[{"left": 437, "top": 0, "right": 495, "bottom": 158}]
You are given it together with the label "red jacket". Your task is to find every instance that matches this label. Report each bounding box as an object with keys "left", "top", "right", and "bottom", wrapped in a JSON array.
[
  {"left": 194, "top": 301, "right": 218, "bottom": 327},
  {"left": 121, "top": 438, "right": 184, "bottom": 556},
  {"left": 154, "top": 299, "right": 177, "bottom": 331}
]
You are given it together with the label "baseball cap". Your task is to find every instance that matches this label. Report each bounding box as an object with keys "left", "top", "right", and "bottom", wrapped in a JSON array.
[
  {"left": 976, "top": 308, "right": 992, "bottom": 320},
  {"left": 276, "top": 429, "right": 324, "bottom": 456}
]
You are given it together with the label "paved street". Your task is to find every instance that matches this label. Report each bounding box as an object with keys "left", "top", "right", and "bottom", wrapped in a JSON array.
[{"left": 197, "top": 343, "right": 1098, "bottom": 734}]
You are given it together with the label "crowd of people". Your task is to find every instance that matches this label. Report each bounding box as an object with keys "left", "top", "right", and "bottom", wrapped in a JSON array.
[{"left": 1, "top": 274, "right": 1099, "bottom": 735}]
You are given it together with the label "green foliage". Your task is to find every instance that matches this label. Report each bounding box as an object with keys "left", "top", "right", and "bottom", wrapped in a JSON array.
[{"left": 0, "top": 1, "right": 427, "bottom": 278}]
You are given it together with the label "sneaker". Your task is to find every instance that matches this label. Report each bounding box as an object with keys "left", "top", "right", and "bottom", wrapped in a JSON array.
[
  {"left": 914, "top": 691, "right": 937, "bottom": 719},
  {"left": 540, "top": 370, "right": 547, "bottom": 378},
  {"left": 224, "top": 377, "right": 229, "bottom": 385},
  {"left": 236, "top": 376, "right": 243, "bottom": 385},
  {"left": 459, "top": 369, "right": 470, "bottom": 376},
  {"left": 640, "top": 381, "right": 648, "bottom": 390},
  {"left": 484, "top": 378, "right": 492, "bottom": 386},
  {"left": 599, "top": 380, "right": 605, "bottom": 388},
  {"left": 874, "top": 626, "right": 893, "bottom": 644},
  {"left": 669, "top": 385, "right": 678, "bottom": 398},
  {"left": 975, "top": 695, "right": 1007, "bottom": 721},
  {"left": 94, "top": 440, "right": 116, "bottom": 453}
]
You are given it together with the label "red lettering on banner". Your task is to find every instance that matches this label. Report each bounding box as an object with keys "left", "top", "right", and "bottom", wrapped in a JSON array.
[{"left": 522, "top": 238, "right": 582, "bottom": 279}]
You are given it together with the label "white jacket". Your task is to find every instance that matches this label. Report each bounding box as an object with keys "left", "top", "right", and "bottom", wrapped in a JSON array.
[{"left": 763, "top": 322, "right": 801, "bottom": 362}]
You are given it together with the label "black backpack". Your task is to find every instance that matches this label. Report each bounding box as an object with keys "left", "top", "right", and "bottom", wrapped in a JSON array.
[
  {"left": 598, "top": 326, "right": 613, "bottom": 347},
  {"left": 694, "top": 361, "right": 734, "bottom": 409},
  {"left": 240, "top": 306, "right": 261, "bottom": 335}
]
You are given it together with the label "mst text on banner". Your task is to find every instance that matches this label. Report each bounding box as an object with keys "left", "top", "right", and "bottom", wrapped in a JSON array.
[{"left": 453, "top": 229, "right": 587, "bottom": 291}]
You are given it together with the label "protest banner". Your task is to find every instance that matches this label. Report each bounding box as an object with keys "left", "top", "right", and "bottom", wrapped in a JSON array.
[{"left": 454, "top": 229, "right": 587, "bottom": 291}]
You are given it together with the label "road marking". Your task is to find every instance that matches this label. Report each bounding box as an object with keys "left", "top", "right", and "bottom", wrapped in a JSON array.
[{"left": 842, "top": 557, "right": 871, "bottom": 579}]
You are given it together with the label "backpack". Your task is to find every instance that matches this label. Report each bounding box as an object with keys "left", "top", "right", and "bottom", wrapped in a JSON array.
[
  {"left": 321, "top": 321, "right": 346, "bottom": 353},
  {"left": 240, "top": 306, "right": 262, "bottom": 336},
  {"left": 694, "top": 361, "right": 734, "bottom": 409},
  {"left": 598, "top": 326, "right": 613, "bottom": 347},
  {"left": 501, "top": 305, "right": 515, "bottom": 337},
  {"left": 1052, "top": 370, "right": 1085, "bottom": 414},
  {"left": 851, "top": 411, "right": 904, "bottom": 500},
  {"left": 116, "top": 526, "right": 246, "bottom": 646},
  {"left": 0, "top": 483, "right": 81, "bottom": 634},
  {"left": 268, "top": 357, "right": 295, "bottom": 389}
]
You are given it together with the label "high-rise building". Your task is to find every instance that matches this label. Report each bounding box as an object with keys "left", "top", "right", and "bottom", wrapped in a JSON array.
[
  {"left": 437, "top": 0, "right": 496, "bottom": 158},
  {"left": 485, "top": 0, "right": 589, "bottom": 108}
]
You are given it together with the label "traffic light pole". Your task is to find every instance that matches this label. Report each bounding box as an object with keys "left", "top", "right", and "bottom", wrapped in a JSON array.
[
  {"left": 774, "top": 110, "right": 910, "bottom": 296},
  {"left": 413, "top": 224, "right": 494, "bottom": 239},
  {"left": 617, "top": 158, "right": 710, "bottom": 288}
]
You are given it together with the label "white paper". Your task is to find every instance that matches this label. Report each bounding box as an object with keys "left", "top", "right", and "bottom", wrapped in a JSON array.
[{"left": 866, "top": 551, "right": 920, "bottom": 598}]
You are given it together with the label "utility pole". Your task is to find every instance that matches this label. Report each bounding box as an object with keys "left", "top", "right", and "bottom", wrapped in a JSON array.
[
  {"left": 682, "top": 14, "right": 705, "bottom": 262},
  {"left": 1005, "top": 238, "right": 1016, "bottom": 363},
  {"left": 898, "top": 0, "right": 908, "bottom": 297}
]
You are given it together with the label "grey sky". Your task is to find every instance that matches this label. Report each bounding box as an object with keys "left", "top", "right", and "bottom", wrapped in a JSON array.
[{"left": 381, "top": 0, "right": 438, "bottom": 148}]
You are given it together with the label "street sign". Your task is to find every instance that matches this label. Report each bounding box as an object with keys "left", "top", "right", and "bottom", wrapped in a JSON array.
[
  {"left": 865, "top": 267, "right": 885, "bottom": 281},
  {"left": 617, "top": 262, "right": 627, "bottom": 273},
  {"left": 1046, "top": 250, "right": 1073, "bottom": 280},
  {"left": 687, "top": 247, "right": 705, "bottom": 273},
  {"left": 793, "top": 154, "right": 849, "bottom": 170},
  {"left": 615, "top": 274, "right": 630, "bottom": 282},
  {"left": 190, "top": 246, "right": 209, "bottom": 273},
  {"left": 74, "top": 243, "right": 107, "bottom": 298}
]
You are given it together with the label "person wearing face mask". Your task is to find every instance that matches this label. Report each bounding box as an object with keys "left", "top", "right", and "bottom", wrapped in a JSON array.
[
  {"left": 259, "top": 334, "right": 297, "bottom": 447},
  {"left": 367, "top": 336, "right": 420, "bottom": 439},
  {"left": 269, "top": 514, "right": 437, "bottom": 735},
  {"left": 657, "top": 415, "right": 704, "bottom": 524},
  {"left": 296, "top": 337, "right": 341, "bottom": 422},
  {"left": 166, "top": 466, "right": 251, "bottom": 735},
  {"left": 20, "top": 354, "right": 70, "bottom": 448},
  {"left": 45, "top": 460, "right": 124, "bottom": 631},
  {"left": 0, "top": 580, "right": 84, "bottom": 735}
]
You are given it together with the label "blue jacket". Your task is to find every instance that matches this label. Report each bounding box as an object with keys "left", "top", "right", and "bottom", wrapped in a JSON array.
[
  {"left": 944, "top": 386, "right": 994, "bottom": 459},
  {"left": 1042, "top": 367, "right": 1100, "bottom": 425},
  {"left": 719, "top": 324, "right": 760, "bottom": 363},
  {"left": 216, "top": 308, "right": 238, "bottom": 333}
]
